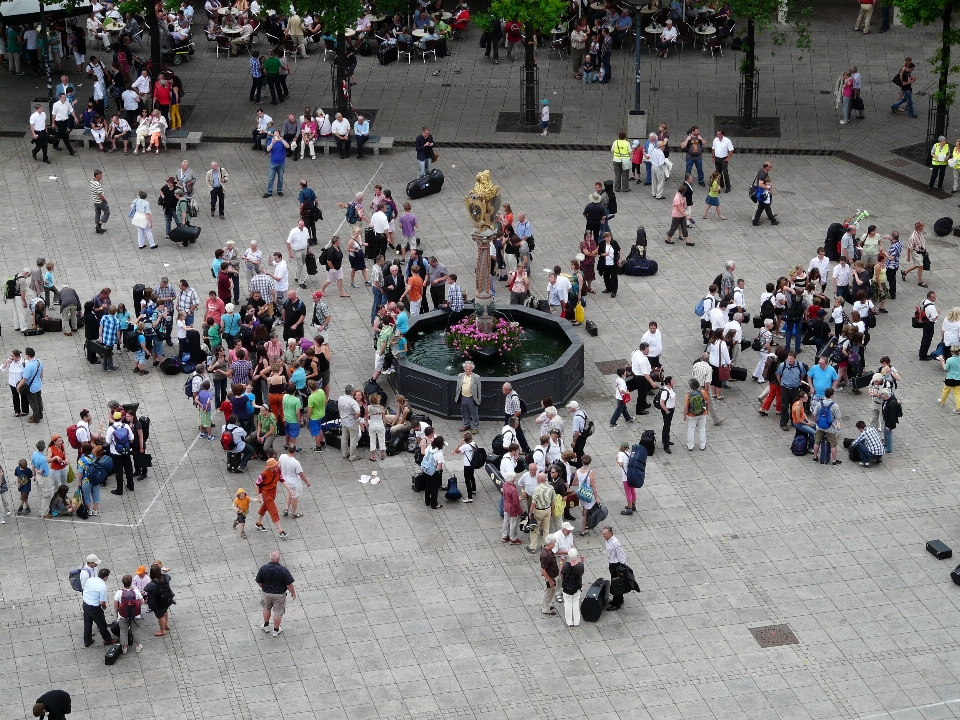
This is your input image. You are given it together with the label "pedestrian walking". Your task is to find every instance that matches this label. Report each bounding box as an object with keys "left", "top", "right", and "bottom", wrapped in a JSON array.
[
  {"left": 90, "top": 170, "right": 110, "bottom": 234},
  {"left": 206, "top": 161, "right": 228, "bottom": 219},
  {"left": 538, "top": 534, "right": 559, "bottom": 616},
  {"left": 263, "top": 130, "right": 288, "bottom": 198},
  {"left": 255, "top": 550, "right": 297, "bottom": 637},
  {"left": 559, "top": 548, "right": 584, "bottom": 626},
  {"left": 891, "top": 62, "right": 917, "bottom": 117},
  {"left": 711, "top": 130, "right": 734, "bottom": 191},
  {"left": 666, "top": 185, "right": 692, "bottom": 245},
  {"left": 902, "top": 222, "right": 930, "bottom": 287},
  {"left": 702, "top": 171, "right": 726, "bottom": 220},
  {"left": 29, "top": 102, "right": 50, "bottom": 164},
  {"left": 129, "top": 190, "right": 158, "bottom": 249},
  {"left": 610, "top": 367, "right": 633, "bottom": 427}
]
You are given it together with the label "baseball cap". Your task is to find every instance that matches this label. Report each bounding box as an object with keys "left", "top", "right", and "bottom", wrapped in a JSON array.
[
  {"left": 561, "top": 521, "right": 575, "bottom": 531},
  {"left": 136, "top": 565, "right": 147, "bottom": 574},
  {"left": 113, "top": 412, "right": 122, "bottom": 420}
]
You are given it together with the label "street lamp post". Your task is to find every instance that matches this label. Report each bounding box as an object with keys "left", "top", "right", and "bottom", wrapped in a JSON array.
[{"left": 624, "top": 0, "right": 646, "bottom": 138}]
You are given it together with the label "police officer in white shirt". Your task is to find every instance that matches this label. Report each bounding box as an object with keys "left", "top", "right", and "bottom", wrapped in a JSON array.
[
  {"left": 711, "top": 130, "right": 735, "bottom": 192},
  {"left": 82, "top": 566, "right": 118, "bottom": 647},
  {"left": 286, "top": 220, "right": 311, "bottom": 289},
  {"left": 50, "top": 93, "right": 78, "bottom": 155},
  {"left": 29, "top": 103, "right": 50, "bottom": 164}
]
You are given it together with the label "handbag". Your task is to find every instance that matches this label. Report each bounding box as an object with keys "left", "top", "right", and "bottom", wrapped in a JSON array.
[
  {"left": 718, "top": 365, "right": 731, "bottom": 382},
  {"left": 67, "top": 465, "right": 76, "bottom": 484},
  {"left": 620, "top": 392, "right": 631, "bottom": 403},
  {"left": 128, "top": 203, "right": 137, "bottom": 219},
  {"left": 574, "top": 302, "right": 585, "bottom": 324},
  {"left": 431, "top": 149, "right": 439, "bottom": 163},
  {"left": 575, "top": 474, "right": 594, "bottom": 503}
]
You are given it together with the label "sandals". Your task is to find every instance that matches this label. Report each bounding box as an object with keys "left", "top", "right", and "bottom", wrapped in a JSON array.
[
  {"left": 292, "top": 512, "right": 303, "bottom": 518},
  {"left": 900, "top": 270, "right": 906, "bottom": 281},
  {"left": 918, "top": 282, "right": 928, "bottom": 287},
  {"left": 154, "top": 631, "right": 167, "bottom": 637}
]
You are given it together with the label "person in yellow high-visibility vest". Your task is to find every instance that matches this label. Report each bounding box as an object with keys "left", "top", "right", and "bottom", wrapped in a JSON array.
[
  {"left": 950, "top": 138, "right": 960, "bottom": 194},
  {"left": 611, "top": 131, "right": 632, "bottom": 193},
  {"left": 929, "top": 135, "right": 949, "bottom": 191}
]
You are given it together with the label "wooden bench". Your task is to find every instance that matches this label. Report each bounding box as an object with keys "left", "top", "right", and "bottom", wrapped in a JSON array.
[{"left": 317, "top": 134, "right": 394, "bottom": 156}]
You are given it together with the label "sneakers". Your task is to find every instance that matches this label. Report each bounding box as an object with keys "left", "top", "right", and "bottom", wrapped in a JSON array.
[
  {"left": 240, "top": 531, "right": 247, "bottom": 539},
  {"left": 279, "top": 531, "right": 289, "bottom": 539},
  {"left": 262, "top": 622, "right": 271, "bottom": 633},
  {"left": 312, "top": 446, "right": 324, "bottom": 452},
  {"left": 272, "top": 627, "right": 283, "bottom": 637},
  {"left": 256, "top": 523, "right": 268, "bottom": 532},
  {"left": 135, "top": 644, "right": 142, "bottom": 653}
]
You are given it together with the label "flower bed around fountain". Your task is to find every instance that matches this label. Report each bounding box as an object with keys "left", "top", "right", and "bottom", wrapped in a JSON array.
[{"left": 388, "top": 305, "right": 585, "bottom": 421}]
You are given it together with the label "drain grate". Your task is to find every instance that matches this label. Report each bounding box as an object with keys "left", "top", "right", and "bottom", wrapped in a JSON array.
[
  {"left": 595, "top": 359, "right": 629, "bottom": 375},
  {"left": 749, "top": 624, "right": 799, "bottom": 648}
]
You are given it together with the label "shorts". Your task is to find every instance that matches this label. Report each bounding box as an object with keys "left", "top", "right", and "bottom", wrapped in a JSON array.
[
  {"left": 285, "top": 421, "right": 300, "bottom": 438},
  {"left": 814, "top": 429, "right": 837, "bottom": 447},
  {"left": 402, "top": 235, "right": 416, "bottom": 250},
  {"left": 308, "top": 419, "right": 323, "bottom": 437},
  {"left": 260, "top": 591, "right": 287, "bottom": 616},
  {"left": 199, "top": 409, "right": 211, "bottom": 427},
  {"left": 285, "top": 479, "right": 302, "bottom": 498},
  {"left": 236, "top": 511, "right": 247, "bottom": 524},
  {"left": 327, "top": 268, "right": 343, "bottom": 282}
]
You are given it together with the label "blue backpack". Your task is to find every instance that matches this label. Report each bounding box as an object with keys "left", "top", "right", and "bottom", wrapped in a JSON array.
[
  {"left": 816, "top": 401, "right": 834, "bottom": 430},
  {"left": 694, "top": 296, "right": 708, "bottom": 317},
  {"left": 791, "top": 433, "right": 808, "bottom": 456},
  {"left": 420, "top": 449, "right": 437, "bottom": 476}
]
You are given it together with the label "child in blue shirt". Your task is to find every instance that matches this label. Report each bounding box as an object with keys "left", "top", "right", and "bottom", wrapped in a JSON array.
[
  {"left": 14, "top": 459, "right": 32, "bottom": 515},
  {"left": 43, "top": 261, "right": 60, "bottom": 308}
]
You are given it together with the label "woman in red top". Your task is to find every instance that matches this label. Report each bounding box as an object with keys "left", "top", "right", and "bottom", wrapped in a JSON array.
[{"left": 46, "top": 435, "right": 70, "bottom": 491}]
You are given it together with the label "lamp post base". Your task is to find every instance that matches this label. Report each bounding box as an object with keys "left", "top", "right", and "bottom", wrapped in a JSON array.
[{"left": 628, "top": 110, "right": 646, "bottom": 140}]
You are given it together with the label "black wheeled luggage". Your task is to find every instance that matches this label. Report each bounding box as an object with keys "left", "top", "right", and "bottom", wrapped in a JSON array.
[
  {"left": 580, "top": 578, "right": 610, "bottom": 622},
  {"left": 406, "top": 169, "right": 444, "bottom": 199},
  {"left": 378, "top": 44, "right": 398, "bottom": 65},
  {"left": 412, "top": 472, "right": 426, "bottom": 492},
  {"left": 169, "top": 225, "right": 201, "bottom": 245},
  {"left": 305, "top": 251, "right": 318, "bottom": 276},
  {"left": 133, "top": 283, "right": 146, "bottom": 313}
]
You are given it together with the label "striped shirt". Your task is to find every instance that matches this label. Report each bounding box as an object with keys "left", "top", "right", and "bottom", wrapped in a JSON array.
[
  {"left": 250, "top": 56, "right": 263, "bottom": 78},
  {"left": 885, "top": 240, "right": 902, "bottom": 270},
  {"left": 605, "top": 536, "right": 627, "bottom": 565},
  {"left": 90, "top": 179, "right": 105, "bottom": 205},
  {"left": 851, "top": 426, "right": 885, "bottom": 457},
  {"left": 177, "top": 286, "right": 200, "bottom": 315},
  {"left": 504, "top": 391, "right": 521, "bottom": 416},
  {"left": 447, "top": 282, "right": 463, "bottom": 312},
  {"left": 249, "top": 272, "right": 275, "bottom": 302},
  {"left": 691, "top": 360, "right": 712, "bottom": 389}
]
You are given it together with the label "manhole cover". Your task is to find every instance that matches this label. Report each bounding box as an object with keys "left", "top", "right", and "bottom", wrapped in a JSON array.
[
  {"left": 595, "top": 359, "right": 629, "bottom": 375},
  {"left": 749, "top": 624, "right": 799, "bottom": 648}
]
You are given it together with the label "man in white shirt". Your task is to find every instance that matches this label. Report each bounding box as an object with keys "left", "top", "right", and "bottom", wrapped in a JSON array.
[
  {"left": 832, "top": 256, "right": 851, "bottom": 301},
  {"left": 656, "top": 18, "right": 677, "bottom": 57},
  {"left": 252, "top": 109, "right": 272, "bottom": 151},
  {"left": 517, "top": 461, "right": 538, "bottom": 513},
  {"left": 645, "top": 133, "right": 666, "bottom": 199},
  {"left": 724, "top": 313, "right": 744, "bottom": 365},
  {"left": 630, "top": 342, "right": 654, "bottom": 415},
  {"left": 711, "top": 130, "right": 735, "bottom": 192},
  {"left": 279, "top": 446, "right": 311, "bottom": 518},
  {"left": 330, "top": 113, "right": 351, "bottom": 159},
  {"left": 639, "top": 321, "right": 663, "bottom": 368},
  {"left": 50, "top": 93, "right": 78, "bottom": 155},
  {"left": 29, "top": 103, "right": 50, "bottom": 164},
  {"left": 808, "top": 247, "right": 830, "bottom": 291},
  {"left": 242, "top": 240, "right": 263, "bottom": 292},
  {"left": 121, "top": 87, "right": 141, "bottom": 125},
  {"left": 546, "top": 273, "right": 566, "bottom": 315},
  {"left": 85, "top": 55, "right": 106, "bottom": 82},
  {"left": 286, "top": 220, "right": 311, "bottom": 289},
  {"left": 23, "top": 27, "right": 40, "bottom": 73},
  {"left": 732, "top": 279, "right": 747, "bottom": 314},
  {"left": 82, "top": 566, "right": 118, "bottom": 647},
  {"left": 114, "top": 574, "right": 144, "bottom": 653},
  {"left": 708, "top": 300, "right": 727, "bottom": 331},
  {"left": 270, "top": 251, "right": 289, "bottom": 295},
  {"left": 131, "top": 68, "right": 152, "bottom": 98},
  {"left": 370, "top": 202, "right": 389, "bottom": 253}
]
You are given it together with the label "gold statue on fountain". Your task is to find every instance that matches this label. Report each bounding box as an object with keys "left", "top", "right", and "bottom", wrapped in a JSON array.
[{"left": 465, "top": 170, "right": 501, "bottom": 232}]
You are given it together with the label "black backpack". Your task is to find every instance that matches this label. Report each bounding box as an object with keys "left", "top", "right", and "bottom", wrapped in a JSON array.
[
  {"left": 491, "top": 433, "right": 505, "bottom": 456},
  {"left": 469, "top": 444, "right": 488, "bottom": 469}
]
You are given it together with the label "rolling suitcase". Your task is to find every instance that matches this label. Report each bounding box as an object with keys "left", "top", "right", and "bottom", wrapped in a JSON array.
[
  {"left": 406, "top": 169, "right": 444, "bottom": 199},
  {"left": 364, "top": 226, "right": 376, "bottom": 256},
  {"left": 730, "top": 366, "right": 748, "bottom": 382},
  {"left": 580, "top": 578, "right": 609, "bottom": 622},
  {"left": 133, "top": 283, "right": 146, "bottom": 313},
  {"left": 412, "top": 472, "right": 426, "bottom": 492},
  {"left": 304, "top": 251, "right": 318, "bottom": 276},
  {"left": 639, "top": 429, "right": 655, "bottom": 456},
  {"left": 378, "top": 43, "right": 398, "bottom": 65},
  {"left": 169, "top": 225, "right": 201, "bottom": 245},
  {"left": 104, "top": 643, "right": 122, "bottom": 665}
]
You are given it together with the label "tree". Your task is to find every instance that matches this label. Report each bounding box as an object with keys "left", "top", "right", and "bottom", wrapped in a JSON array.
[
  {"left": 117, "top": 0, "right": 179, "bottom": 73},
  {"left": 487, "top": 0, "right": 566, "bottom": 124},
  {"left": 260, "top": 0, "right": 363, "bottom": 116},
  {"left": 893, "top": 0, "right": 957, "bottom": 139},
  {"left": 727, "top": 0, "right": 812, "bottom": 127}
]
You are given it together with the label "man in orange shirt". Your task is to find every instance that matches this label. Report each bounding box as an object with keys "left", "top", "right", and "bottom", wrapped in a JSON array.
[{"left": 401, "top": 265, "right": 425, "bottom": 317}]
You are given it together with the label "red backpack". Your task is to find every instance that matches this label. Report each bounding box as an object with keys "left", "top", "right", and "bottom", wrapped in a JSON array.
[
  {"left": 221, "top": 427, "right": 236, "bottom": 452},
  {"left": 66, "top": 424, "right": 81, "bottom": 450},
  {"left": 118, "top": 588, "right": 141, "bottom": 619}
]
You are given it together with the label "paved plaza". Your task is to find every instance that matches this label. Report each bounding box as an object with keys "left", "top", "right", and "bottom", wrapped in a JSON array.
[
  {"left": 1, "top": 1, "right": 960, "bottom": 718},
  {"left": 0, "top": 133, "right": 958, "bottom": 720}
]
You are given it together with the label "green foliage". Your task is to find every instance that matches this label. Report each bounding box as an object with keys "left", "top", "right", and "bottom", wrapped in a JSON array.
[
  {"left": 259, "top": 0, "right": 364, "bottom": 34},
  {"left": 893, "top": 0, "right": 957, "bottom": 109},
  {"left": 728, "top": 0, "right": 812, "bottom": 60},
  {"left": 487, "top": 0, "right": 566, "bottom": 33}
]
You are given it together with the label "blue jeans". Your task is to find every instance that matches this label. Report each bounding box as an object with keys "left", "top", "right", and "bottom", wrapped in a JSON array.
[
  {"left": 857, "top": 444, "right": 881, "bottom": 464},
  {"left": 164, "top": 210, "right": 174, "bottom": 236},
  {"left": 266, "top": 162, "right": 285, "bottom": 194},
  {"left": 80, "top": 479, "right": 101, "bottom": 506},
  {"left": 841, "top": 97, "right": 850, "bottom": 122},
  {"left": 644, "top": 161, "right": 651, "bottom": 183},
  {"left": 370, "top": 287, "right": 384, "bottom": 324},
  {"left": 686, "top": 156, "right": 704, "bottom": 183},
  {"left": 793, "top": 423, "right": 815, "bottom": 440},
  {"left": 610, "top": 399, "right": 632, "bottom": 425},
  {"left": 418, "top": 158, "right": 432, "bottom": 177},
  {"left": 892, "top": 89, "right": 914, "bottom": 115},
  {"left": 883, "top": 428, "right": 893, "bottom": 453},
  {"left": 784, "top": 320, "right": 801, "bottom": 352}
]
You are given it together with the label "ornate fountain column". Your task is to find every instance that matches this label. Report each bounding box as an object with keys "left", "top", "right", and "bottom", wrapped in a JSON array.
[{"left": 465, "top": 171, "right": 502, "bottom": 332}]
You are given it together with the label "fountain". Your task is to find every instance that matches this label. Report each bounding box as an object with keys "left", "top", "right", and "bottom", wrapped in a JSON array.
[{"left": 388, "top": 171, "right": 585, "bottom": 420}]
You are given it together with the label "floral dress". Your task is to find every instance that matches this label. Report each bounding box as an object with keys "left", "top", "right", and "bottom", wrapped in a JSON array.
[{"left": 580, "top": 234, "right": 597, "bottom": 282}]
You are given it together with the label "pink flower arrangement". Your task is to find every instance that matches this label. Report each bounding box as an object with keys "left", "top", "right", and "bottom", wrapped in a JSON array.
[{"left": 445, "top": 316, "right": 524, "bottom": 358}]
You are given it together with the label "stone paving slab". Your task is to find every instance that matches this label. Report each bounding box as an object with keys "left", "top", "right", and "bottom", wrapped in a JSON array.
[{"left": 0, "top": 137, "right": 959, "bottom": 720}]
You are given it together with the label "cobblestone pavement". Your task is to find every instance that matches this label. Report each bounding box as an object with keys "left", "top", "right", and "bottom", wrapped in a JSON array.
[{"left": 0, "top": 131, "right": 959, "bottom": 720}]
